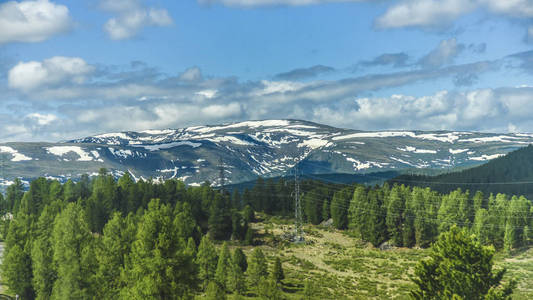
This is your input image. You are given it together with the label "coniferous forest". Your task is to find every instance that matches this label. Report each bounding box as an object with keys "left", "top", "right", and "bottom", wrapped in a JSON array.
[{"left": 0, "top": 167, "right": 529, "bottom": 299}]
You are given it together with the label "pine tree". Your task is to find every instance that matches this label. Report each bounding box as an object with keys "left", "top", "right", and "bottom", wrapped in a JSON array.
[
  {"left": 257, "top": 278, "right": 282, "bottom": 300},
  {"left": 206, "top": 281, "right": 226, "bottom": 300},
  {"left": 229, "top": 250, "right": 246, "bottom": 295},
  {"left": 411, "top": 226, "right": 516, "bottom": 299},
  {"left": 271, "top": 257, "right": 284, "bottom": 284},
  {"left": 348, "top": 185, "right": 367, "bottom": 231},
  {"left": 233, "top": 248, "right": 248, "bottom": 272},
  {"left": 247, "top": 248, "right": 268, "bottom": 287},
  {"left": 31, "top": 204, "right": 61, "bottom": 300},
  {"left": 196, "top": 235, "right": 219, "bottom": 290},
  {"left": 1, "top": 212, "right": 34, "bottom": 299},
  {"left": 361, "top": 189, "right": 387, "bottom": 247},
  {"left": 244, "top": 226, "right": 254, "bottom": 246},
  {"left": 330, "top": 187, "right": 352, "bottom": 229},
  {"left": 215, "top": 242, "right": 231, "bottom": 291},
  {"left": 94, "top": 212, "right": 133, "bottom": 299},
  {"left": 473, "top": 208, "right": 491, "bottom": 245},
  {"left": 51, "top": 202, "right": 95, "bottom": 299},
  {"left": 2, "top": 244, "right": 34, "bottom": 299},
  {"left": 5, "top": 178, "right": 24, "bottom": 212},
  {"left": 209, "top": 193, "right": 231, "bottom": 240},
  {"left": 386, "top": 185, "right": 404, "bottom": 246},
  {"left": 121, "top": 199, "right": 197, "bottom": 299}
]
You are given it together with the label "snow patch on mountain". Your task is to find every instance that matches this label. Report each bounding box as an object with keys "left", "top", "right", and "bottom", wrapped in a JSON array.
[
  {"left": 333, "top": 131, "right": 416, "bottom": 140},
  {"left": 134, "top": 141, "right": 202, "bottom": 151},
  {"left": 46, "top": 146, "right": 93, "bottom": 161},
  {"left": 0, "top": 146, "right": 32, "bottom": 162},
  {"left": 469, "top": 154, "right": 505, "bottom": 161},
  {"left": 397, "top": 146, "right": 437, "bottom": 154},
  {"left": 449, "top": 148, "right": 469, "bottom": 154},
  {"left": 298, "top": 139, "right": 331, "bottom": 150}
]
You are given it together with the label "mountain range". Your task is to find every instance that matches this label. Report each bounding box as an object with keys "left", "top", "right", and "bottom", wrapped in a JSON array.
[{"left": 0, "top": 119, "right": 531, "bottom": 187}]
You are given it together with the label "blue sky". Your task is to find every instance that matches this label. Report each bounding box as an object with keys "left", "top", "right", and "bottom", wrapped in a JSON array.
[{"left": 0, "top": 0, "right": 532, "bottom": 141}]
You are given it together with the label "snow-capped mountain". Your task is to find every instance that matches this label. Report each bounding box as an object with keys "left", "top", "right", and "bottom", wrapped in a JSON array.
[{"left": 0, "top": 119, "right": 532, "bottom": 186}]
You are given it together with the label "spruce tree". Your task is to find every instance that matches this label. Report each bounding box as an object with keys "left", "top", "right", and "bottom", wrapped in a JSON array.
[
  {"left": 386, "top": 185, "right": 404, "bottom": 246},
  {"left": 330, "top": 187, "right": 352, "bottom": 229},
  {"left": 31, "top": 204, "right": 60, "bottom": 300},
  {"left": 94, "top": 212, "right": 134, "bottom": 299},
  {"left": 233, "top": 248, "right": 248, "bottom": 272},
  {"left": 51, "top": 202, "right": 95, "bottom": 299},
  {"left": 411, "top": 226, "right": 515, "bottom": 299},
  {"left": 206, "top": 281, "right": 226, "bottom": 300},
  {"left": 121, "top": 199, "right": 196, "bottom": 299},
  {"left": 271, "top": 257, "right": 284, "bottom": 284},
  {"left": 2, "top": 244, "right": 34, "bottom": 299},
  {"left": 247, "top": 248, "right": 268, "bottom": 287},
  {"left": 196, "top": 235, "right": 219, "bottom": 290},
  {"left": 229, "top": 251, "right": 246, "bottom": 295},
  {"left": 215, "top": 242, "right": 231, "bottom": 291},
  {"left": 348, "top": 185, "right": 367, "bottom": 231}
]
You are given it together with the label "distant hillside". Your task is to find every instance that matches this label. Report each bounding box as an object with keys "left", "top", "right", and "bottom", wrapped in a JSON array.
[
  {"left": 1, "top": 119, "right": 532, "bottom": 187},
  {"left": 390, "top": 145, "right": 533, "bottom": 197}
]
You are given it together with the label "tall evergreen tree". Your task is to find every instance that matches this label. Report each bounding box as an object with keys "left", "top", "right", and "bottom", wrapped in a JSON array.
[
  {"left": 330, "top": 187, "right": 352, "bottom": 229},
  {"left": 51, "top": 202, "right": 95, "bottom": 299},
  {"left": 411, "top": 226, "right": 515, "bottom": 299},
  {"left": 31, "top": 203, "right": 61, "bottom": 300},
  {"left": 196, "top": 235, "right": 219, "bottom": 290},
  {"left": 386, "top": 185, "right": 404, "bottom": 246},
  {"left": 270, "top": 257, "right": 284, "bottom": 284},
  {"left": 215, "top": 242, "right": 231, "bottom": 291},
  {"left": 247, "top": 248, "right": 268, "bottom": 287},
  {"left": 122, "top": 199, "right": 197, "bottom": 299}
]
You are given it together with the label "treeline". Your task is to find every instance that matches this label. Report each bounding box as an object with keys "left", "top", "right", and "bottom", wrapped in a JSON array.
[
  {"left": 249, "top": 177, "right": 532, "bottom": 251},
  {"left": 1, "top": 169, "right": 290, "bottom": 299},
  {"left": 2, "top": 169, "right": 532, "bottom": 298},
  {"left": 390, "top": 144, "right": 533, "bottom": 198}
]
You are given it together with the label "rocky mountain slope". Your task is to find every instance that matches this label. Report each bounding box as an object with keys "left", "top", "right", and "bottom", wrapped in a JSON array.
[{"left": 0, "top": 119, "right": 531, "bottom": 187}]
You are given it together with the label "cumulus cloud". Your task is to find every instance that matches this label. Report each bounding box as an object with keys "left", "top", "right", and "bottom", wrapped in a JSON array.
[
  {"left": 418, "top": 38, "right": 464, "bottom": 68},
  {"left": 274, "top": 65, "right": 335, "bottom": 81},
  {"left": 100, "top": 0, "right": 173, "bottom": 40},
  {"left": 179, "top": 67, "right": 203, "bottom": 81},
  {"left": 8, "top": 56, "right": 94, "bottom": 92},
  {"left": 26, "top": 113, "right": 58, "bottom": 125},
  {"left": 198, "top": 0, "right": 362, "bottom": 7},
  {"left": 375, "top": 0, "right": 476, "bottom": 29},
  {"left": 310, "top": 87, "right": 533, "bottom": 132},
  {"left": 0, "top": 0, "right": 72, "bottom": 44},
  {"left": 375, "top": 0, "right": 533, "bottom": 36},
  {"left": 1, "top": 53, "right": 516, "bottom": 141}
]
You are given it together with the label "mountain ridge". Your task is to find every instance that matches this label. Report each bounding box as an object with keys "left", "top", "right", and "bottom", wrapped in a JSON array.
[{"left": 0, "top": 119, "right": 531, "bottom": 187}]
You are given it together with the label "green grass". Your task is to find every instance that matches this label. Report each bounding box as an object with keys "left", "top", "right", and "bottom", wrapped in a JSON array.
[{"left": 225, "top": 218, "right": 533, "bottom": 299}]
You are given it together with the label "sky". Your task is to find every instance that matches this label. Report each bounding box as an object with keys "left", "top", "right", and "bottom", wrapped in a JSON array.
[{"left": 0, "top": 0, "right": 532, "bottom": 142}]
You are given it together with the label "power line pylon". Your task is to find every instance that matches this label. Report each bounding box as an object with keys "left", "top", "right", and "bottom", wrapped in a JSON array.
[{"left": 293, "top": 164, "right": 304, "bottom": 242}]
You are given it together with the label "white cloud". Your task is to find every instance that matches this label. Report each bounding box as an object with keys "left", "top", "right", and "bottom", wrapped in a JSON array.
[
  {"left": 419, "top": 38, "right": 464, "bottom": 68},
  {"left": 376, "top": 0, "right": 533, "bottom": 30},
  {"left": 179, "top": 67, "right": 203, "bottom": 81},
  {"left": 310, "top": 87, "right": 533, "bottom": 132},
  {"left": 8, "top": 56, "right": 94, "bottom": 92},
  {"left": 375, "top": 0, "right": 475, "bottom": 29},
  {"left": 0, "top": 0, "right": 72, "bottom": 44},
  {"left": 529, "top": 26, "right": 533, "bottom": 40},
  {"left": 198, "top": 0, "right": 362, "bottom": 7},
  {"left": 480, "top": 0, "right": 533, "bottom": 18},
  {"left": 26, "top": 113, "right": 58, "bottom": 125},
  {"left": 101, "top": 0, "right": 173, "bottom": 40}
]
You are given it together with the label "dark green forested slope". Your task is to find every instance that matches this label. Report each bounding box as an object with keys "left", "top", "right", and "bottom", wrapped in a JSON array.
[{"left": 390, "top": 144, "right": 533, "bottom": 197}]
